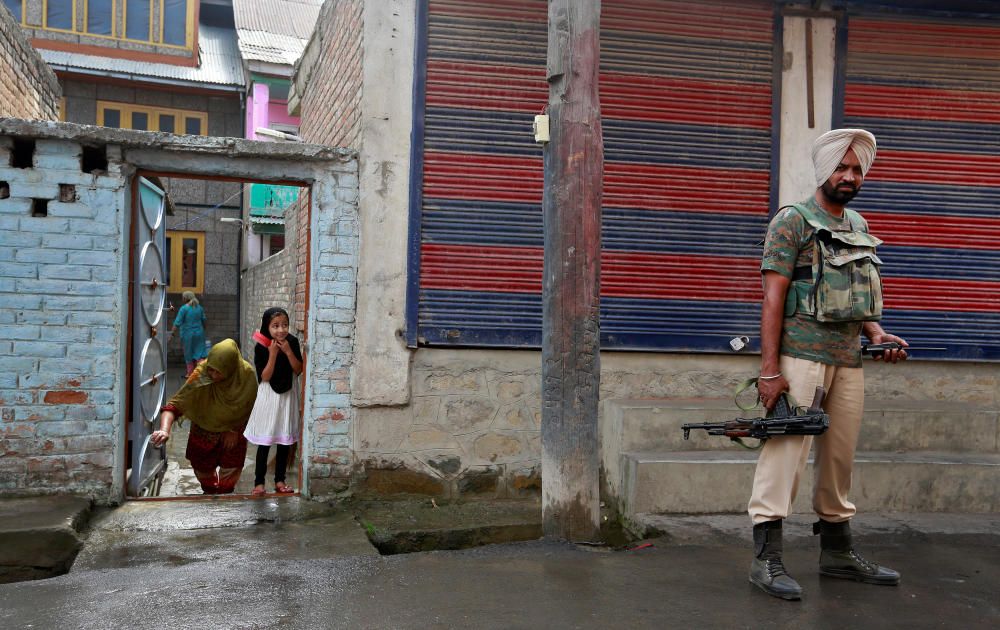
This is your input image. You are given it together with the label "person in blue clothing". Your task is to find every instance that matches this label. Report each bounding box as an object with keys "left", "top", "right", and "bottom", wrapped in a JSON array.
[{"left": 170, "top": 291, "right": 208, "bottom": 376}]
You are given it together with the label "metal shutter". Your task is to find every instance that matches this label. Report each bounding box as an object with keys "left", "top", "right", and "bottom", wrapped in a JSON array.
[
  {"left": 412, "top": 0, "right": 775, "bottom": 350},
  {"left": 842, "top": 11, "right": 1000, "bottom": 360}
]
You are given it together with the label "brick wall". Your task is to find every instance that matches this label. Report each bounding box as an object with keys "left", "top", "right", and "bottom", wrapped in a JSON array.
[
  {"left": 0, "top": 4, "right": 60, "bottom": 120},
  {"left": 241, "top": 190, "right": 309, "bottom": 353},
  {"left": 0, "top": 136, "right": 127, "bottom": 497},
  {"left": 305, "top": 167, "right": 359, "bottom": 496},
  {"left": 297, "top": 0, "right": 363, "bottom": 147}
]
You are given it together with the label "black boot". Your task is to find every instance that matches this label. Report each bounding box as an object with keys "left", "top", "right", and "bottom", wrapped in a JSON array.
[
  {"left": 749, "top": 520, "right": 802, "bottom": 600},
  {"left": 814, "top": 520, "right": 900, "bottom": 585}
]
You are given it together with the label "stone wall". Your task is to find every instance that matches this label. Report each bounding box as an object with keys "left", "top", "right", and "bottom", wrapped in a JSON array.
[
  {"left": 0, "top": 3, "right": 60, "bottom": 120},
  {"left": 61, "top": 79, "right": 243, "bottom": 141},
  {"left": 0, "top": 135, "right": 128, "bottom": 498},
  {"left": 354, "top": 347, "right": 1000, "bottom": 500},
  {"left": 295, "top": 0, "right": 363, "bottom": 148}
]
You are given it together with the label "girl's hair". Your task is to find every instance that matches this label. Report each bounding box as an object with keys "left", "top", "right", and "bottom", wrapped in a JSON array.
[
  {"left": 182, "top": 291, "right": 199, "bottom": 306},
  {"left": 259, "top": 307, "right": 290, "bottom": 339}
]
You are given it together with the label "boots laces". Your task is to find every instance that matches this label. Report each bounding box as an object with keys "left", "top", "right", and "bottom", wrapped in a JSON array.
[
  {"left": 764, "top": 556, "right": 790, "bottom": 578},
  {"left": 847, "top": 549, "right": 879, "bottom": 573}
]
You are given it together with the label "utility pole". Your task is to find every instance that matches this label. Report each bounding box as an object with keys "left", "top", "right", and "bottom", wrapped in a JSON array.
[{"left": 540, "top": 0, "right": 603, "bottom": 542}]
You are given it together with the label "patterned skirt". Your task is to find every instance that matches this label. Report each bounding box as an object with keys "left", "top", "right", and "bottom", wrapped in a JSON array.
[{"left": 185, "top": 422, "right": 248, "bottom": 472}]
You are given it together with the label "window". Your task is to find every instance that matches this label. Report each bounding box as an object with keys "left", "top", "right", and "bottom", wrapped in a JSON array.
[
  {"left": 166, "top": 230, "right": 204, "bottom": 293},
  {"left": 97, "top": 101, "right": 207, "bottom": 135},
  {"left": 125, "top": 0, "right": 150, "bottom": 41},
  {"left": 3, "top": 0, "right": 22, "bottom": 22},
  {"left": 161, "top": 0, "right": 187, "bottom": 46},
  {"left": 26, "top": 0, "right": 194, "bottom": 50},
  {"left": 86, "top": 0, "right": 114, "bottom": 36},
  {"left": 46, "top": 0, "right": 74, "bottom": 30}
]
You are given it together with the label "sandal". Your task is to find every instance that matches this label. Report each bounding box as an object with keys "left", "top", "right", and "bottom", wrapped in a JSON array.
[
  {"left": 251, "top": 485, "right": 266, "bottom": 496},
  {"left": 275, "top": 483, "right": 295, "bottom": 494}
]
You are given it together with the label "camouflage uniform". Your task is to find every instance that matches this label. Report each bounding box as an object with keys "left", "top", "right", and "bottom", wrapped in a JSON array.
[{"left": 749, "top": 196, "right": 878, "bottom": 525}]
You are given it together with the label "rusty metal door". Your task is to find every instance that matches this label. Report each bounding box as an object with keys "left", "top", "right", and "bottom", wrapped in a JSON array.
[{"left": 127, "top": 177, "right": 169, "bottom": 496}]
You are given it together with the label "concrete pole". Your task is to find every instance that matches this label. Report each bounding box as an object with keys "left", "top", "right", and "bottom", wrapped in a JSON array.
[{"left": 541, "top": 0, "right": 603, "bottom": 542}]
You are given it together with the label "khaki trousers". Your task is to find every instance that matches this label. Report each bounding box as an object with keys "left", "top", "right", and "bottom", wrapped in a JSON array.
[{"left": 748, "top": 355, "right": 864, "bottom": 524}]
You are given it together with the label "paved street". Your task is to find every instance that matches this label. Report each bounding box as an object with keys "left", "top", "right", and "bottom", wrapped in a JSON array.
[{"left": 1, "top": 505, "right": 997, "bottom": 630}]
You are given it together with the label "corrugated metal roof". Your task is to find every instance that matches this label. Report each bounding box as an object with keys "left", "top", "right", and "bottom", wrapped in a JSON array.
[
  {"left": 233, "top": 0, "right": 322, "bottom": 66},
  {"left": 39, "top": 25, "right": 245, "bottom": 89}
]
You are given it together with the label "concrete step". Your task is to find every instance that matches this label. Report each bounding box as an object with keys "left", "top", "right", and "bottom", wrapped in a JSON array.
[
  {"left": 0, "top": 496, "right": 91, "bottom": 583},
  {"left": 606, "top": 398, "right": 999, "bottom": 454},
  {"left": 622, "top": 450, "right": 1000, "bottom": 516}
]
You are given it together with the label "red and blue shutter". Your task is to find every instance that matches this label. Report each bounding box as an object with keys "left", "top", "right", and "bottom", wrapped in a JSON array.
[
  {"left": 842, "top": 11, "right": 1000, "bottom": 359},
  {"left": 412, "top": 0, "right": 775, "bottom": 350}
]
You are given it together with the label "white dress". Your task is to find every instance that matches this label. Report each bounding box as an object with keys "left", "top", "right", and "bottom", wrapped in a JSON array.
[{"left": 243, "top": 380, "right": 300, "bottom": 446}]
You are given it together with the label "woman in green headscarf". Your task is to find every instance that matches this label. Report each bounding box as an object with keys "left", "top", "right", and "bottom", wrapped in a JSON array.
[{"left": 151, "top": 339, "right": 258, "bottom": 494}]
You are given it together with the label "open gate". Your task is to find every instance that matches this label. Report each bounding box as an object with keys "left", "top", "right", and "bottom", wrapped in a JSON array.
[{"left": 127, "top": 176, "right": 169, "bottom": 496}]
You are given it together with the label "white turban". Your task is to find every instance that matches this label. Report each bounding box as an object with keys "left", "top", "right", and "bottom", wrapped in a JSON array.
[{"left": 812, "top": 128, "right": 877, "bottom": 188}]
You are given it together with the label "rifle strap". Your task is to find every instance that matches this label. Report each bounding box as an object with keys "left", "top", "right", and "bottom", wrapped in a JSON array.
[{"left": 734, "top": 377, "right": 802, "bottom": 413}]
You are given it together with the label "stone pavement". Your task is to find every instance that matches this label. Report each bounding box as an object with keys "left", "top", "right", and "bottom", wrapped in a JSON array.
[{"left": 0, "top": 496, "right": 998, "bottom": 629}]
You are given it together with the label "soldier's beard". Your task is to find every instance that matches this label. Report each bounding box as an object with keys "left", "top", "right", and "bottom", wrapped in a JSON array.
[{"left": 821, "top": 180, "right": 859, "bottom": 205}]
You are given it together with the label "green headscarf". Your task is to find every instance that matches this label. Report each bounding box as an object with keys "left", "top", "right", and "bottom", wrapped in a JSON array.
[{"left": 166, "top": 339, "right": 257, "bottom": 433}]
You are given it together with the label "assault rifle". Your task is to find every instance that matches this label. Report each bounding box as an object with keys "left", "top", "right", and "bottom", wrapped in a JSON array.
[
  {"left": 861, "top": 342, "right": 946, "bottom": 357},
  {"left": 681, "top": 386, "right": 829, "bottom": 446}
]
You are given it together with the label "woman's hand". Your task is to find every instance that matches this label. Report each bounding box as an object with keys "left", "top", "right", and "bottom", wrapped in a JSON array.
[
  {"left": 268, "top": 338, "right": 281, "bottom": 358},
  {"left": 151, "top": 409, "right": 176, "bottom": 446}
]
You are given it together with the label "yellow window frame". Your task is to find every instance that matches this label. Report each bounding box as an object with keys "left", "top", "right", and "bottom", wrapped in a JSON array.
[
  {"left": 27, "top": 0, "right": 195, "bottom": 51},
  {"left": 166, "top": 230, "right": 205, "bottom": 294},
  {"left": 42, "top": 0, "right": 77, "bottom": 32},
  {"left": 158, "top": 0, "right": 195, "bottom": 48},
  {"left": 97, "top": 101, "right": 207, "bottom": 135},
  {"left": 83, "top": 0, "right": 117, "bottom": 37},
  {"left": 122, "top": 0, "right": 157, "bottom": 45}
]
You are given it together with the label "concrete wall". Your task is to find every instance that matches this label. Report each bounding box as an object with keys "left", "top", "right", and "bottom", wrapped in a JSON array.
[
  {"left": 0, "top": 3, "right": 60, "bottom": 121},
  {"left": 295, "top": 0, "right": 414, "bottom": 407},
  {"left": 0, "top": 119, "right": 358, "bottom": 502},
  {"left": 0, "top": 135, "right": 129, "bottom": 499},
  {"left": 778, "top": 14, "right": 838, "bottom": 205}
]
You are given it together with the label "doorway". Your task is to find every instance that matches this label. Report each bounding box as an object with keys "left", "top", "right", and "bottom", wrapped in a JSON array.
[{"left": 126, "top": 172, "right": 312, "bottom": 499}]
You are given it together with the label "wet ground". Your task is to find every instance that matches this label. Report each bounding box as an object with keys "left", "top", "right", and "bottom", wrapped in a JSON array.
[{"left": 1, "top": 503, "right": 997, "bottom": 629}]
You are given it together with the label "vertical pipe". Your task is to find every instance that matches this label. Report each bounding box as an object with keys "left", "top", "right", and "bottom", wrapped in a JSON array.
[{"left": 541, "top": 0, "right": 603, "bottom": 542}]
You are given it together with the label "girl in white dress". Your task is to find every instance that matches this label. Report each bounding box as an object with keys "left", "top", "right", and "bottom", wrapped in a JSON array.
[{"left": 244, "top": 307, "right": 303, "bottom": 495}]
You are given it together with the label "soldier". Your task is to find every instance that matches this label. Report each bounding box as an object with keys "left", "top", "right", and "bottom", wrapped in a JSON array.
[{"left": 749, "top": 129, "right": 907, "bottom": 600}]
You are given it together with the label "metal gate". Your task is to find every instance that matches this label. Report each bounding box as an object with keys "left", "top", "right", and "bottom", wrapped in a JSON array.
[
  {"left": 127, "top": 176, "right": 169, "bottom": 496},
  {"left": 841, "top": 10, "right": 1000, "bottom": 360},
  {"left": 410, "top": 0, "right": 776, "bottom": 351}
]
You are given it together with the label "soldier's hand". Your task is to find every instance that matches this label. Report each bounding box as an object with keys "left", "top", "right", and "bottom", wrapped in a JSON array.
[
  {"left": 757, "top": 374, "right": 789, "bottom": 411},
  {"left": 869, "top": 333, "right": 908, "bottom": 363}
]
